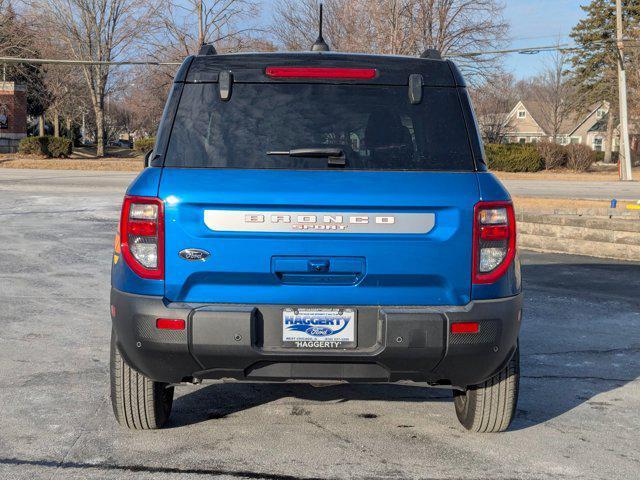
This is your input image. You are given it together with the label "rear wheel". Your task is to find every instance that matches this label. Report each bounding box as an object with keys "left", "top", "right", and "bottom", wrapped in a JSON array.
[
  {"left": 453, "top": 344, "right": 519, "bottom": 433},
  {"left": 110, "top": 330, "right": 174, "bottom": 429}
]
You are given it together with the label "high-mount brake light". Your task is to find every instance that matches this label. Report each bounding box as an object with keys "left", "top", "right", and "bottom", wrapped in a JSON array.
[
  {"left": 265, "top": 67, "right": 377, "bottom": 80},
  {"left": 120, "top": 195, "right": 164, "bottom": 280},
  {"left": 472, "top": 201, "right": 516, "bottom": 284}
]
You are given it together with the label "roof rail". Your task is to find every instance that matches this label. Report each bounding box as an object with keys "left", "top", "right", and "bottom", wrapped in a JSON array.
[
  {"left": 198, "top": 43, "right": 217, "bottom": 56},
  {"left": 420, "top": 49, "right": 442, "bottom": 60}
]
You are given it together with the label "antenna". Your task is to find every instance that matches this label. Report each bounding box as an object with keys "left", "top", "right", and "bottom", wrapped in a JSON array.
[{"left": 311, "top": 3, "right": 330, "bottom": 52}]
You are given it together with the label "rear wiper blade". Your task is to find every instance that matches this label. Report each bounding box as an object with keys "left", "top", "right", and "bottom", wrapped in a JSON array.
[
  {"left": 267, "top": 148, "right": 347, "bottom": 167},
  {"left": 267, "top": 147, "right": 343, "bottom": 158}
]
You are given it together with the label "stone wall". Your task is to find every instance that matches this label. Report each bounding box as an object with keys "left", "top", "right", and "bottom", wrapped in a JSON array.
[{"left": 517, "top": 210, "right": 640, "bottom": 262}]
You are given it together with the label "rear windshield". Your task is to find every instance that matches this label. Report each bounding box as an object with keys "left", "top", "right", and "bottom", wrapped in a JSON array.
[{"left": 164, "top": 83, "right": 474, "bottom": 170}]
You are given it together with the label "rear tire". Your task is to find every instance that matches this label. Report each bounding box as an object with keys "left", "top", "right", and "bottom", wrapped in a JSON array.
[
  {"left": 110, "top": 330, "right": 174, "bottom": 429},
  {"left": 453, "top": 344, "right": 519, "bottom": 433}
]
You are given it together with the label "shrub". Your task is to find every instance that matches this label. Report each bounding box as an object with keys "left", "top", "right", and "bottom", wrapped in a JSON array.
[
  {"left": 47, "top": 137, "right": 73, "bottom": 158},
  {"left": 134, "top": 137, "right": 155, "bottom": 153},
  {"left": 18, "top": 136, "right": 72, "bottom": 157},
  {"left": 485, "top": 144, "right": 544, "bottom": 172},
  {"left": 565, "top": 144, "right": 596, "bottom": 172},
  {"left": 595, "top": 151, "right": 620, "bottom": 164},
  {"left": 18, "top": 136, "right": 48, "bottom": 156},
  {"left": 536, "top": 141, "right": 567, "bottom": 170}
]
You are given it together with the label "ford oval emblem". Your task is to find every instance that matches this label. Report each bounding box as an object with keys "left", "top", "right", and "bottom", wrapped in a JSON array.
[
  {"left": 179, "top": 248, "right": 210, "bottom": 261},
  {"left": 306, "top": 326, "right": 333, "bottom": 337}
]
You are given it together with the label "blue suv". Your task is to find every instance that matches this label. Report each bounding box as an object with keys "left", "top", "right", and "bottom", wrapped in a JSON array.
[{"left": 110, "top": 48, "right": 522, "bottom": 432}]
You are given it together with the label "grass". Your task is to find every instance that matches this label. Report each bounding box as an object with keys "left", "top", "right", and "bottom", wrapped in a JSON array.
[
  {"left": 0, "top": 146, "right": 144, "bottom": 171},
  {"left": 0, "top": 157, "right": 143, "bottom": 171}
]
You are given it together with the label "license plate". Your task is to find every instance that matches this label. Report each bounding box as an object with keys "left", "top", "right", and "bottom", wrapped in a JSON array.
[{"left": 282, "top": 308, "right": 356, "bottom": 349}]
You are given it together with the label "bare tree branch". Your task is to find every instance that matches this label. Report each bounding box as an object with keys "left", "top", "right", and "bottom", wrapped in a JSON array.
[
  {"left": 147, "top": 0, "right": 264, "bottom": 62},
  {"left": 528, "top": 48, "right": 573, "bottom": 140},
  {"left": 271, "top": 0, "right": 508, "bottom": 82}
]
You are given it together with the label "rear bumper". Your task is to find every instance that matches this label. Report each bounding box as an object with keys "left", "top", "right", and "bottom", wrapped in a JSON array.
[{"left": 110, "top": 288, "right": 522, "bottom": 388}]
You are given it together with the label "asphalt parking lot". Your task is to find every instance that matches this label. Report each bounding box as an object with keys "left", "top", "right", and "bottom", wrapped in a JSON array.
[{"left": 0, "top": 170, "right": 639, "bottom": 480}]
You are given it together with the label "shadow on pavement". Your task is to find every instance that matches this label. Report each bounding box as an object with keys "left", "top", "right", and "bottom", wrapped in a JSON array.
[
  {"left": 168, "top": 258, "right": 640, "bottom": 432},
  {"left": 169, "top": 382, "right": 451, "bottom": 428},
  {"left": 0, "top": 457, "right": 325, "bottom": 479}
]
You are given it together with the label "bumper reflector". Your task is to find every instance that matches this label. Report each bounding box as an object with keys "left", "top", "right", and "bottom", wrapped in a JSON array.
[
  {"left": 451, "top": 322, "right": 479, "bottom": 334},
  {"left": 156, "top": 318, "right": 186, "bottom": 330}
]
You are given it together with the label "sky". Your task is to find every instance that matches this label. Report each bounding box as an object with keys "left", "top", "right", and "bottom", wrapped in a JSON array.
[
  {"left": 504, "top": 0, "right": 588, "bottom": 78},
  {"left": 257, "top": 0, "right": 590, "bottom": 79}
]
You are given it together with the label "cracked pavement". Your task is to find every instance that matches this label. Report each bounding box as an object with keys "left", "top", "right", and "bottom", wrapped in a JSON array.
[{"left": 0, "top": 169, "right": 639, "bottom": 479}]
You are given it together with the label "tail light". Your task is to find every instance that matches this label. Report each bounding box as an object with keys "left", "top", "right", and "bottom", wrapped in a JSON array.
[
  {"left": 120, "top": 195, "right": 164, "bottom": 280},
  {"left": 472, "top": 201, "right": 516, "bottom": 284}
]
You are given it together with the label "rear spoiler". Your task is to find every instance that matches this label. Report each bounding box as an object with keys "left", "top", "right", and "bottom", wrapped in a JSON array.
[{"left": 174, "top": 53, "right": 462, "bottom": 87}]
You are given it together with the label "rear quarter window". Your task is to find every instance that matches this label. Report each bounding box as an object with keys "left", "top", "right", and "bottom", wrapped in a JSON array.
[{"left": 164, "top": 83, "right": 474, "bottom": 171}]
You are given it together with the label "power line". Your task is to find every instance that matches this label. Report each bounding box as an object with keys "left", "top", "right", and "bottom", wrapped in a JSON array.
[
  {"left": 450, "top": 39, "right": 640, "bottom": 58},
  {"left": 0, "top": 57, "right": 180, "bottom": 66},
  {"left": 450, "top": 43, "right": 576, "bottom": 57},
  {"left": 0, "top": 37, "right": 639, "bottom": 66},
  {"left": 508, "top": 34, "right": 572, "bottom": 42}
]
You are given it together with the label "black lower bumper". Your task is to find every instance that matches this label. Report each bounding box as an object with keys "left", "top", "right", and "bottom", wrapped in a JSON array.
[{"left": 110, "top": 288, "right": 522, "bottom": 388}]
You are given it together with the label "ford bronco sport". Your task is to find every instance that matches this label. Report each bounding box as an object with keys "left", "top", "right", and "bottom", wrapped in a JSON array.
[{"left": 110, "top": 45, "right": 522, "bottom": 433}]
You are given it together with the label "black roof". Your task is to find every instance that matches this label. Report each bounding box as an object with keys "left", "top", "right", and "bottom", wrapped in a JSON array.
[{"left": 174, "top": 52, "right": 465, "bottom": 87}]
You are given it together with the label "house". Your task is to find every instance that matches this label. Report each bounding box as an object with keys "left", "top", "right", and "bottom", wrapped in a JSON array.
[
  {"left": 501, "top": 100, "right": 615, "bottom": 152},
  {"left": 0, "top": 82, "right": 27, "bottom": 154}
]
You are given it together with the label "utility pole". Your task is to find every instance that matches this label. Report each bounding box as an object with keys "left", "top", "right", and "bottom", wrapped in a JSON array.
[
  {"left": 616, "top": 0, "right": 633, "bottom": 181},
  {"left": 81, "top": 112, "right": 86, "bottom": 145},
  {"left": 197, "top": 0, "right": 204, "bottom": 46}
]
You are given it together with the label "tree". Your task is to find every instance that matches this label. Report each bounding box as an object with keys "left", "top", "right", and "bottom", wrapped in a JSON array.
[
  {"left": 0, "top": 0, "right": 20, "bottom": 54},
  {"left": 272, "top": 0, "right": 508, "bottom": 82},
  {"left": 27, "top": 0, "right": 160, "bottom": 157},
  {"left": 569, "top": 0, "right": 640, "bottom": 162},
  {"left": 470, "top": 73, "right": 517, "bottom": 143},
  {"left": 529, "top": 48, "right": 573, "bottom": 142},
  {"left": 135, "top": 0, "right": 269, "bottom": 135},
  {"left": 144, "top": 0, "right": 265, "bottom": 109},
  {"left": 154, "top": 0, "right": 263, "bottom": 60},
  {"left": 33, "top": 36, "right": 91, "bottom": 139},
  {"left": 0, "top": 1, "right": 50, "bottom": 118},
  {"left": 119, "top": 67, "right": 168, "bottom": 137}
]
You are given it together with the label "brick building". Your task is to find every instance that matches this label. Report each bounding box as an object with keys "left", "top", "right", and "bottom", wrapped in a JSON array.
[{"left": 0, "top": 82, "right": 27, "bottom": 153}]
